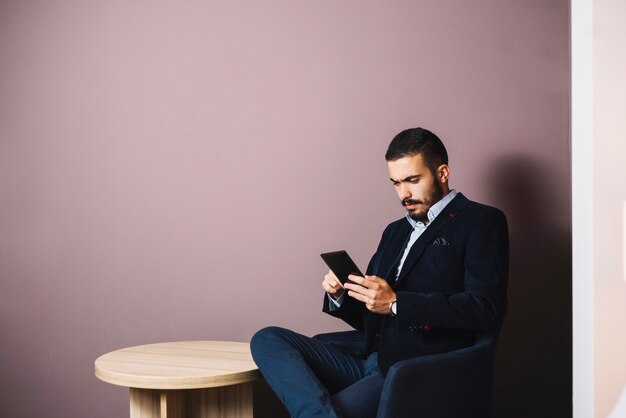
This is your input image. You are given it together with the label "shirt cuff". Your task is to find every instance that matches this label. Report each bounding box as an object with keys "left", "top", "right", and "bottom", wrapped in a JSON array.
[{"left": 326, "top": 292, "right": 345, "bottom": 311}]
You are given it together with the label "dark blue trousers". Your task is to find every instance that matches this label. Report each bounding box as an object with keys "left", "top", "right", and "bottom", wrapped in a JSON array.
[{"left": 251, "top": 326, "right": 385, "bottom": 418}]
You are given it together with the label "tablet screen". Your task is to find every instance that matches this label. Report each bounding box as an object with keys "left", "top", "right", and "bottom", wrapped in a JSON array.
[{"left": 320, "top": 250, "right": 364, "bottom": 285}]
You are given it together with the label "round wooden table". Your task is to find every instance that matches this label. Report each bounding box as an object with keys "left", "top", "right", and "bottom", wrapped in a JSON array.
[{"left": 95, "top": 341, "right": 261, "bottom": 418}]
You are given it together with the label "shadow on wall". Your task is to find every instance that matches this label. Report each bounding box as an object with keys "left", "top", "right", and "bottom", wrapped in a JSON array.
[{"left": 489, "top": 155, "right": 572, "bottom": 418}]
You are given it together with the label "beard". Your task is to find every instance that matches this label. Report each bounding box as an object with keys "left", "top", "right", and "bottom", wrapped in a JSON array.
[{"left": 402, "top": 180, "right": 445, "bottom": 223}]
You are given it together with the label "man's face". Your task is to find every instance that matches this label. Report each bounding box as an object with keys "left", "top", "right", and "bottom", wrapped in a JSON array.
[{"left": 387, "top": 154, "right": 449, "bottom": 223}]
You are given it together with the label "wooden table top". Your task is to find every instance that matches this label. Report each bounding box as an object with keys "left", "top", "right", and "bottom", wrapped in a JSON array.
[{"left": 95, "top": 341, "right": 261, "bottom": 390}]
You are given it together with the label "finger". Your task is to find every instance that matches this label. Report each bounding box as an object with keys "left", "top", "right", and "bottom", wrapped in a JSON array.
[
  {"left": 347, "top": 290, "right": 368, "bottom": 303},
  {"left": 331, "top": 279, "right": 344, "bottom": 290},
  {"left": 364, "top": 276, "right": 390, "bottom": 291},
  {"left": 347, "top": 275, "right": 367, "bottom": 286},
  {"left": 325, "top": 281, "right": 341, "bottom": 293},
  {"left": 344, "top": 283, "right": 371, "bottom": 297},
  {"left": 343, "top": 282, "right": 359, "bottom": 292},
  {"left": 364, "top": 275, "right": 386, "bottom": 284},
  {"left": 324, "top": 273, "right": 338, "bottom": 286},
  {"left": 328, "top": 271, "right": 345, "bottom": 286}
]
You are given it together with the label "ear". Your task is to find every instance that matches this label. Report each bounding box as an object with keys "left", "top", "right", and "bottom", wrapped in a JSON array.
[{"left": 436, "top": 164, "right": 450, "bottom": 184}]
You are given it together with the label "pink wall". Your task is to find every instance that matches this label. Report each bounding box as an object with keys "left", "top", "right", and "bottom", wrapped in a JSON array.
[{"left": 0, "top": 1, "right": 570, "bottom": 417}]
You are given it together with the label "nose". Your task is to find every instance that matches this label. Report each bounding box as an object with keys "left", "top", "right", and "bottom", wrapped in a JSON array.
[{"left": 398, "top": 183, "right": 411, "bottom": 199}]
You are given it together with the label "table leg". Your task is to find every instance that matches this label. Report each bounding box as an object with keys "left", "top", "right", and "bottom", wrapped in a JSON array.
[
  {"left": 129, "top": 388, "right": 158, "bottom": 418},
  {"left": 187, "top": 383, "right": 253, "bottom": 418},
  {"left": 129, "top": 384, "right": 253, "bottom": 418},
  {"left": 129, "top": 389, "right": 184, "bottom": 418}
]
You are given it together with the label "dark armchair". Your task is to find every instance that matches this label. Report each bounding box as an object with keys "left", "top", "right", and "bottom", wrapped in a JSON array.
[{"left": 313, "top": 330, "right": 499, "bottom": 418}]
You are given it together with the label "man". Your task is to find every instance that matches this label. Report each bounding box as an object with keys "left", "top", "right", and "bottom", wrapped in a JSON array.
[{"left": 251, "top": 128, "right": 509, "bottom": 418}]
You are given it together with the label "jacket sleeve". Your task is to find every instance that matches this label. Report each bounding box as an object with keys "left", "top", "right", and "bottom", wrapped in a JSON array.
[{"left": 321, "top": 222, "right": 398, "bottom": 330}]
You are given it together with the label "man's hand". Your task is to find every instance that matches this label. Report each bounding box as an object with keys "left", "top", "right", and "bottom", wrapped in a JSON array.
[
  {"left": 322, "top": 270, "right": 344, "bottom": 300},
  {"left": 344, "top": 275, "right": 396, "bottom": 315}
]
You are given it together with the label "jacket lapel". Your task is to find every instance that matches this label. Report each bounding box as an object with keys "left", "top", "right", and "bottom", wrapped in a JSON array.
[
  {"left": 395, "top": 193, "right": 469, "bottom": 287},
  {"left": 375, "top": 221, "right": 413, "bottom": 281}
]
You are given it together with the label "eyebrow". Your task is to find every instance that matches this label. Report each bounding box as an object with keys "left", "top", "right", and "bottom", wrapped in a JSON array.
[{"left": 390, "top": 174, "right": 421, "bottom": 183}]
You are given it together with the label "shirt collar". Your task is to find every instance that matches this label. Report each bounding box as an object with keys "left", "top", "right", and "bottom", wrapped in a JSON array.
[{"left": 405, "top": 189, "right": 458, "bottom": 228}]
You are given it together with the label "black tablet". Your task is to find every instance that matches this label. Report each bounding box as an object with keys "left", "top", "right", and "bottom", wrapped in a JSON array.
[{"left": 320, "top": 250, "right": 364, "bottom": 285}]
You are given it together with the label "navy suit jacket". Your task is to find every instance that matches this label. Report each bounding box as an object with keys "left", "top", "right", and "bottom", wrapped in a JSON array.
[{"left": 323, "top": 193, "right": 509, "bottom": 374}]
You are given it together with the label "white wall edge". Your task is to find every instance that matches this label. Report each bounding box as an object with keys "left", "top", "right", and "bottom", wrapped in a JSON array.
[{"left": 572, "top": 0, "right": 594, "bottom": 416}]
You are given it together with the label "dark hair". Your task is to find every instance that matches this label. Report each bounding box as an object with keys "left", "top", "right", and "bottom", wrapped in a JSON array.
[{"left": 385, "top": 127, "right": 448, "bottom": 172}]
